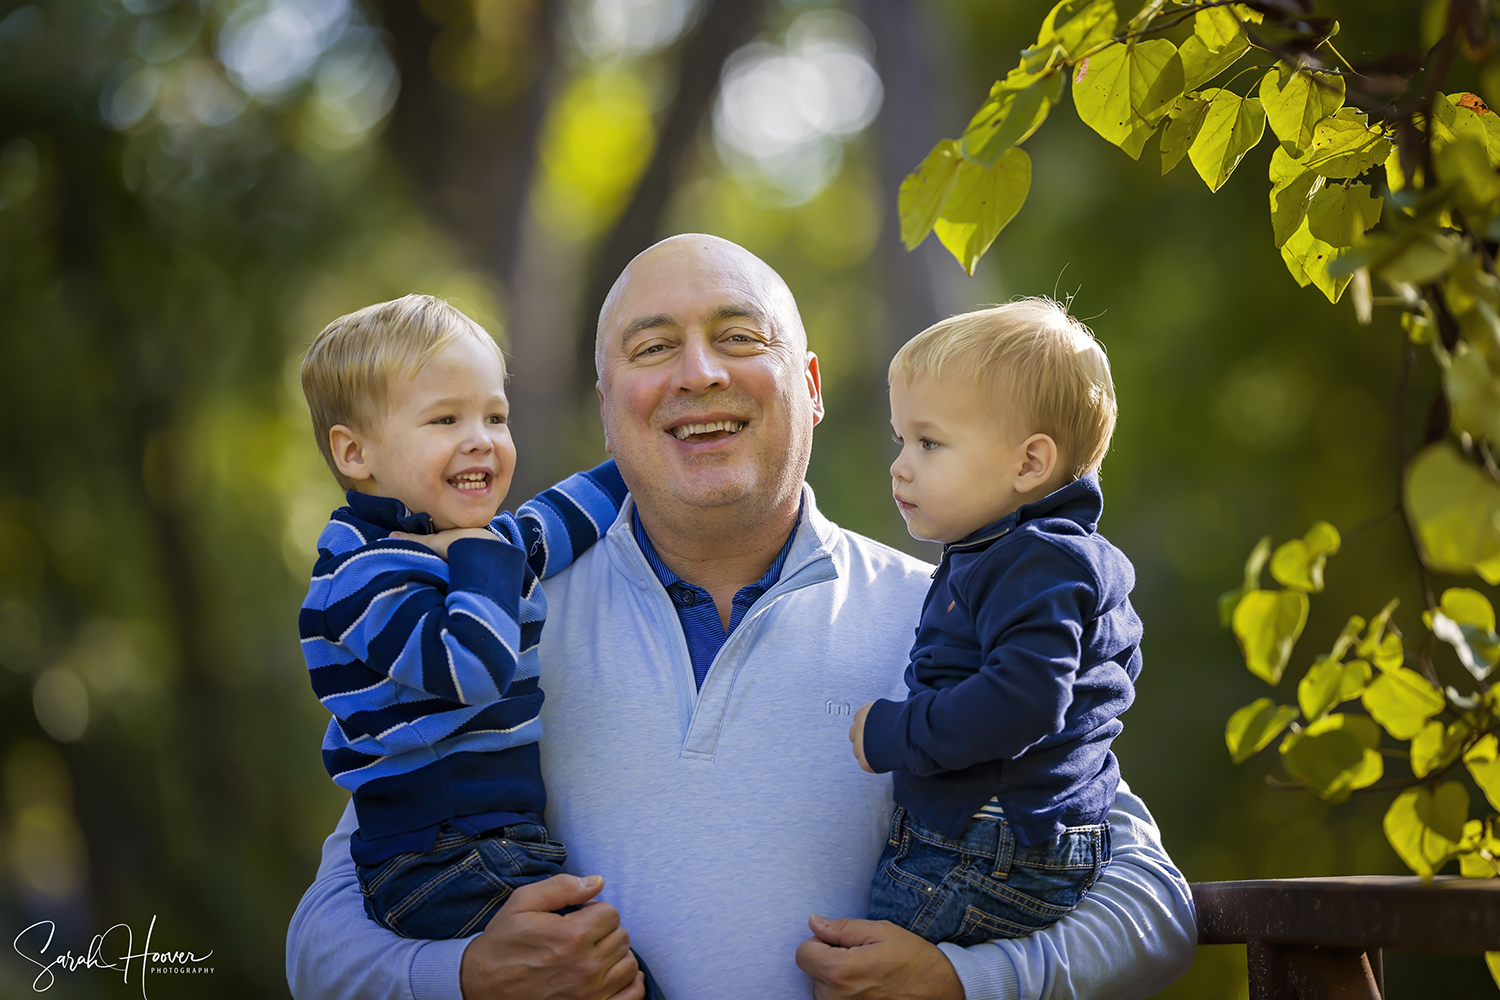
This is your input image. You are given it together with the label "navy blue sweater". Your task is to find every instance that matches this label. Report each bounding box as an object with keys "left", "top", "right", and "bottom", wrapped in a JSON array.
[
  {"left": 862, "top": 476, "right": 1141, "bottom": 845},
  {"left": 298, "top": 461, "right": 628, "bottom": 864}
]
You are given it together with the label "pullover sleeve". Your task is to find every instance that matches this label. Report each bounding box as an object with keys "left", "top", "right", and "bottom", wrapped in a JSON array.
[
  {"left": 300, "top": 526, "right": 527, "bottom": 709},
  {"left": 862, "top": 538, "right": 1095, "bottom": 776},
  {"left": 938, "top": 783, "right": 1197, "bottom": 999},
  {"left": 514, "top": 459, "right": 629, "bottom": 581}
]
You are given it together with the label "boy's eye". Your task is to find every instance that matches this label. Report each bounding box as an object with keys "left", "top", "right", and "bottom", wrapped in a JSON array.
[
  {"left": 891, "top": 432, "right": 903, "bottom": 446},
  {"left": 920, "top": 439, "right": 939, "bottom": 451},
  {"left": 487, "top": 414, "right": 508, "bottom": 425},
  {"left": 435, "top": 416, "right": 456, "bottom": 425}
]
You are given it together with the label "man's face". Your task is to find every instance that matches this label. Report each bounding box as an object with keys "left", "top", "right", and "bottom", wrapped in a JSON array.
[{"left": 596, "top": 240, "right": 823, "bottom": 518}]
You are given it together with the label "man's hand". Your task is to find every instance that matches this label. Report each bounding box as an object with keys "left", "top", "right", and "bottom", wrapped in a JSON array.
[
  {"left": 795, "top": 915, "right": 963, "bottom": 1000},
  {"left": 390, "top": 527, "right": 498, "bottom": 561},
  {"left": 849, "top": 702, "right": 875, "bottom": 774},
  {"left": 459, "top": 874, "right": 645, "bottom": 1000}
]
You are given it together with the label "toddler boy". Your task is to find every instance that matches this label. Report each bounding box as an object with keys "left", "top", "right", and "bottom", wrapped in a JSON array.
[
  {"left": 296, "top": 296, "right": 658, "bottom": 989},
  {"left": 849, "top": 298, "right": 1141, "bottom": 945}
]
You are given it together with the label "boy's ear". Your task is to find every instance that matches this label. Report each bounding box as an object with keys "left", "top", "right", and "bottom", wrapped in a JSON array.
[
  {"left": 329, "top": 425, "right": 374, "bottom": 482},
  {"left": 1014, "top": 433, "right": 1058, "bottom": 493}
]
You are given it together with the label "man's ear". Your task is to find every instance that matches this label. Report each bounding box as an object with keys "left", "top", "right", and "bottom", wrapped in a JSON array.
[
  {"left": 805, "top": 352, "right": 825, "bottom": 427},
  {"left": 596, "top": 382, "right": 613, "bottom": 454},
  {"left": 1014, "top": 433, "right": 1058, "bottom": 493},
  {"left": 330, "top": 425, "right": 374, "bottom": 482}
]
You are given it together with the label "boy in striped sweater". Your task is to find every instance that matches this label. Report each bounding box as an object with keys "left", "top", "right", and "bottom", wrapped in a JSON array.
[{"left": 296, "top": 296, "right": 645, "bottom": 965}]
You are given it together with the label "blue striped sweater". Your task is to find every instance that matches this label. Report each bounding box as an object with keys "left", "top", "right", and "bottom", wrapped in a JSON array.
[{"left": 298, "top": 460, "right": 628, "bottom": 864}]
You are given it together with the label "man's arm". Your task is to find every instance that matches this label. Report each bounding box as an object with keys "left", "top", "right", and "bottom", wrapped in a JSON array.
[
  {"left": 287, "top": 803, "right": 645, "bottom": 1000},
  {"left": 287, "top": 803, "right": 471, "bottom": 1000},
  {"left": 797, "top": 782, "right": 1196, "bottom": 1000}
]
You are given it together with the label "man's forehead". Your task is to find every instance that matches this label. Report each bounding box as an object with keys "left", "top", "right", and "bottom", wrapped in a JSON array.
[{"left": 613, "top": 246, "right": 766, "bottom": 316}]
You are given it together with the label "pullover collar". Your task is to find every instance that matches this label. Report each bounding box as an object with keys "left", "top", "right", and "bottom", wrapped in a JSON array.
[
  {"left": 343, "top": 491, "right": 437, "bottom": 535},
  {"left": 943, "top": 475, "right": 1104, "bottom": 557}
]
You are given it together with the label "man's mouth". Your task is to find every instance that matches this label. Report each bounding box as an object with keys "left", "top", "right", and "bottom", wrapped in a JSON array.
[
  {"left": 448, "top": 471, "right": 492, "bottom": 492},
  {"left": 669, "top": 420, "right": 747, "bottom": 442}
]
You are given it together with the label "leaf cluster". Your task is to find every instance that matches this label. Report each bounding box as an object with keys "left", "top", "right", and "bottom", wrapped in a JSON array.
[{"left": 1222, "top": 525, "right": 1500, "bottom": 886}]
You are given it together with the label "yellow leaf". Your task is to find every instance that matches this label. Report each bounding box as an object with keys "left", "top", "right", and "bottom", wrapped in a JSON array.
[
  {"left": 1269, "top": 520, "right": 1340, "bottom": 592},
  {"left": 1180, "top": 7, "right": 1249, "bottom": 92},
  {"left": 1436, "top": 588, "right": 1497, "bottom": 632},
  {"left": 1073, "top": 40, "right": 1184, "bottom": 159},
  {"left": 1384, "top": 782, "right": 1469, "bottom": 879},
  {"left": 1280, "top": 713, "right": 1383, "bottom": 802},
  {"left": 1298, "top": 656, "right": 1370, "bottom": 721},
  {"left": 1232, "top": 589, "right": 1309, "bottom": 685},
  {"left": 1259, "top": 64, "right": 1344, "bottom": 155},
  {"left": 933, "top": 148, "right": 1031, "bottom": 275},
  {"left": 898, "top": 140, "right": 962, "bottom": 250},
  {"left": 1361, "top": 668, "right": 1446, "bottom": 740},
  {"left": 1405, "top": 442, "right": 1500, "bottom": 577},
  {"left": 1189, "top": 88, "right": 1267, "bottom": 192},
  {"left": 1467, "top": 735, "right": 1500, "bottom": 812},
  {"left": 1226, "top": 697, "right": 1299, "bottom": 764},
  {"left": 1280, "top": 216, "right": 1349, "bottom": 304},
  {"left": 1412, "top": 719, "right": 1468, "bottom": 778}
]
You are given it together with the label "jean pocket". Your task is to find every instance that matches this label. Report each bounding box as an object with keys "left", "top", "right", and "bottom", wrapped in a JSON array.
[{"left": 953, "top": 888, "right": 1073, "bottom": 945}]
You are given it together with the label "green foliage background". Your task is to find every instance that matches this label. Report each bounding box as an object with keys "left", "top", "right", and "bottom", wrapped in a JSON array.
[{"left": 0, "top": 0, "right": 1489, "bottom": 996}]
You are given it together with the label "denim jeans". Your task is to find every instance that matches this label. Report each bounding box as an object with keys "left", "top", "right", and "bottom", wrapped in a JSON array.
[
  {"left": 357, "top": 822, "right": 665, "bottom": 999},
  {"left": 867, "top": 806, "right": 1110, "bottom": 946}
]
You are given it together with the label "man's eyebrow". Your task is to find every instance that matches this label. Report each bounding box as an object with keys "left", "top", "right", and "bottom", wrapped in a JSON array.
[
  {"left": 703, "top": 303, "right": 770, "bottom": 329},
  {"left": 619, "top": 313, "right": 680, "bottom": 347}
]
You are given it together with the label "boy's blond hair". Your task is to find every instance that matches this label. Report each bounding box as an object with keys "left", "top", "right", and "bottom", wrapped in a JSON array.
[
  {"left": 889, "top": 298, "right": 1117, "bottom": 480},
  {"left": 301, "top": 294, "right": 505, "bottom": 490}
]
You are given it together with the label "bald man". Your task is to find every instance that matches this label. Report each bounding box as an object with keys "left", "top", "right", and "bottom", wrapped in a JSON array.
[{"left": 287, "top": 236, "right": 1196, "bottom": 1000}]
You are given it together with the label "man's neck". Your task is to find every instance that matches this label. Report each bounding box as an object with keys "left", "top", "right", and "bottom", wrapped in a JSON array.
[{"left": 635, "top": 488, "right": 802, "bottom": 627}]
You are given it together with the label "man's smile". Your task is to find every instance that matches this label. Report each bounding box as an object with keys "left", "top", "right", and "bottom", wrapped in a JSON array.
[
  {"left": 663, "top": 414, "right": 749, "bottom": 445},
  {"left": 669, "top": 419, "right": 746, "bottom": 441}
]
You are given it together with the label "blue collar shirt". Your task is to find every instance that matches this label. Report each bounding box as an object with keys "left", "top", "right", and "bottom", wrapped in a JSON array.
[{"left": 631, "top": 501, "right": 802, "bottom": 690}]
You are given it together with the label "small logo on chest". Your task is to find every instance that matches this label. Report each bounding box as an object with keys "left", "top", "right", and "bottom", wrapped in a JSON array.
[{"left": 825, "top": 700, "right": 851, "bottom": 716}]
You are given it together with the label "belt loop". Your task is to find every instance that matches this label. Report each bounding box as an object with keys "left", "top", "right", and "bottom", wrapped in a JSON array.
[{"left": 991, "top": 819, "right": 1014, "bottom": 880}]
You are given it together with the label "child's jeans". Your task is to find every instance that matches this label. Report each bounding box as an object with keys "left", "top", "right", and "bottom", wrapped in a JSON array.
[
  {"left": 356, "top": 821, "right": 666, "bottom": 999},
  {"left": 867, "top": 805, "right": 1110, "bottom": 946}
]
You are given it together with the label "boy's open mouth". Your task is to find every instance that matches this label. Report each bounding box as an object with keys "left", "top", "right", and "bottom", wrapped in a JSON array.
[
  {"left": 448, "top": 471, "right": 492, "bottom": 492},
  {"left": 668, "top": 420, "right": 746, "bottom": 442}
]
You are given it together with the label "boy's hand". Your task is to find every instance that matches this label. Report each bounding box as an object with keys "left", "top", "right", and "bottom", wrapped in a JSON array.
[
  {"left": 849, "top": 702, "right": 875, "bottom": 774},
  {"left": 390, "top": 527, "right": 499, "bottom": 560}
]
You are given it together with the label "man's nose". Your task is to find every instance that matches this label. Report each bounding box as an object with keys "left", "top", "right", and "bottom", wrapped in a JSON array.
[{"left": 674, "top": 335, "right": 729, "bottom": 393}]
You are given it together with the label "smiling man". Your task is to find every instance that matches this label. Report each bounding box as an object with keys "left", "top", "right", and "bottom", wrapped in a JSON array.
[{"left": 286, "top": 235, "right": 1196, "bottom": 1000}]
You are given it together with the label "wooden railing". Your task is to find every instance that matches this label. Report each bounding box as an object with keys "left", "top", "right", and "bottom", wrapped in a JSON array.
[{"left": 1191, "top": 876, "right": 1500, "bottom": 998}]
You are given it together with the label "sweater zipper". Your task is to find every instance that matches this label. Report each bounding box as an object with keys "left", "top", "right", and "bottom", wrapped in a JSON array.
[{"left": 932, "top": 525, "right": 1013, "bottom": 578}]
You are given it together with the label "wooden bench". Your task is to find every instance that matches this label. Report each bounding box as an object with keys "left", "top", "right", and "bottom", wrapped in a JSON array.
[{"left": 1192, "top": 877, "right": 1500, "bottom": 998}]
